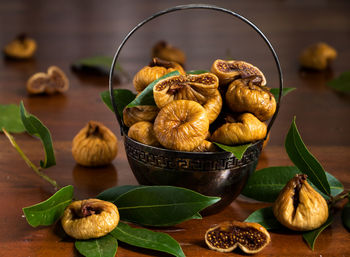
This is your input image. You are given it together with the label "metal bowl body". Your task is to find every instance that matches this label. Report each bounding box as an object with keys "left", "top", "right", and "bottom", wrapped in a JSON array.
[{"left": 124, "top": 136, "right": 263, "bottom": 214}]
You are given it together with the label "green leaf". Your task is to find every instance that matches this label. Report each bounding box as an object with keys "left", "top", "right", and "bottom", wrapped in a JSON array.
[
  {"left": 114, "top": 186, "right": 220, "bottom": 226},
  {"left": 98, "top": 185, "right": 203, "bottom": 222},
  {"left": 191, "top": 212, "right": 202, "bottom": 219},
  {"left": 19, "top": 101, "right": 56, "bottom": 168},
  {"left": 0, "top": 104, "right": 26, "bottom": 133},
  {"left": 242, "top": 166, "right": 299, "bottom": 202},
  {"left": 75, "top": 234, "right": 118, "bottom": 257},
  {"left": 242, "top": 166, "right": 343, "bottom": 202},
  {"left": 326, "top": 172, "right": 344, "bottom": 197},
  {"left": 100, "top": 89, "right": 136, "bottom": 117},
  {"left": 23, "top": 185, "right": 73, "bottom": 227},
  {"left": 97, "top": 185, "right": 144, "bottom": 202},
  {"left": 285, "top": 117, "right": 330, "bottom": 195},
  {"left": 327, "top": 71, "right": 350, "bottom": 93},
  {"left": 213, "top": 142, "right": 251, "bottom": 160},
  {"left": 341, "top": 193, "right": 350, "bottom": 231},
  {"left": 111, "top": 222, "right": 185, "bottom": 257},
  {"left": 270, "top": 87, "right": 296, "bottom": 100},
  {"left": 303, "top": 215, "right": 333, "bottom": 250},
  {"left": 244, "top": 207, "right": 283, "bottom": 230},
  {"left": 127, "top": 70, "right": 180, "bottom": 108},
  {"left": 72, "top": 56, "right": 122, "bottom": 75},
  {"left": 186, "top": 70, "right": 209, "bottom": 74}
]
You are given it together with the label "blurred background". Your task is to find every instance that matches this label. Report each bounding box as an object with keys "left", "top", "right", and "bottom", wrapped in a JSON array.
[{"left": 1, "top": 0, "right": 349, "bottom": 145}]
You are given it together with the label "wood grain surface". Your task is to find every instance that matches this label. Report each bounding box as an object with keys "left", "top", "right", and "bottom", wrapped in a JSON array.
[{"left": 0, "top": 0, "right": 349, "bottom": 256}]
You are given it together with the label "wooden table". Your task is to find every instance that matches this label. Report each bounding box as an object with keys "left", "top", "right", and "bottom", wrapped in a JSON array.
[{"left": 1, "top": 0, "right": 349, "bottom": 256}]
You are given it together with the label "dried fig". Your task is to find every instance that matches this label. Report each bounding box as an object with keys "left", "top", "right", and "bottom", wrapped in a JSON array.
[
  {"left": 123, "top": 105, "right": 159, "bottom": 127},
  {"left": 72, "top": 121, "right": 118, "bottom": 167},
  {"left": 226, "top": 78, "right": 276, "bottom": 121},
  {"left": 193, "top": 140, "right": 217, "bottom": 152},
  {"left": 3, "top": 34, "right": 37, "bottom": 59},
  {"left": 205, "top": 221, "right": 271, "bottom": 254},
  {"left": 273, "top": 174, "right": 329, "bottom": 231},
  {"left": 202, "top": 90, "right": 223, "bottom": 124},
  {"left": 26, "top": 72, "right": 48, "bottom": 94},
  {"left": 61, "top": 199, "right": 119, "bottom": 239},
  {"left": 299, "top": 42, "right": 337, "bottom": 70},
  {"left": 211, "top": 113, "right": 267, "bottom": 145},
  {"left": 211, "top": 59, "right": 266, "bottom": 86},
  {"left": 128, "top": 121, "right": 160, "bottom": 147},
  {"left": 262, "top": 133, "right": 270, "bottom": 149},
  {"left": 27, "top": 66, "right": 69, "bottom": 94},
  {"left": 153, "top": 73, "right": 221, "bottom": 123},
  {"left": 133, "top": 57, "right": 185, "bottom": 93},
  {"left": 152, "top": 41, "right": 186, "bottom": 66},
  {"left": 154, "top": 100, "right": 209, "bottom": 151}
]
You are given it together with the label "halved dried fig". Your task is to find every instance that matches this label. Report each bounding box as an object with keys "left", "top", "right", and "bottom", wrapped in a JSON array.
[
  {"left": 154, "top": 100, "right": 209, "bottom": 151},
  {"left": 193, "top": 140, "right": 217, "bottom": 152},
  {"left": 46, "top": 66, "right": 70, "bottom": 93},
  {"left": 152, "top": 41, "right": 186, "bottom": 66},
  {"left": 26, "top": 72, "right": 49, "bottom": 94},
  {"left": 133, "top": 57, "right": 185, "bottom": 93},
  {"left": 61, "top": 199, "right": 119, "bottom": 239},
  {"left": 299, "top": 42, "right": 337, "bottom": 70},
  {"left": 153, "top": 73, "right": 221, "bottom": 123},
  {"left": 27, "top": 66, "right": 69, "bottom": 94},
  {"left": 128, "top": 121, "right": 160, "bottom": 147},
  {"left": 226, "top": 78, "right": 276, "bottom": 121},
  {"left": 211, "top": 59, "right": 266, "bottom": 86},
  {"left": 273, "top": 174, "right": 329, "bottom": 231},
  {"left": 205, "top": 221, "right": 271, "bottom": 254},
  {"left": 3, "top": 34, "right": 37, "bottom": 59},
  {"left": 123, "top": 105, "right": 159, "bottom": 127},
  {"left": 211, "top": 113, "right": 267, "bottom": 145}
]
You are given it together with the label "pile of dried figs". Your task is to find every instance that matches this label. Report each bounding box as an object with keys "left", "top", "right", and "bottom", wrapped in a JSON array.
[{"left": 124, "top": 57, "right": 276, "bottom": 152}]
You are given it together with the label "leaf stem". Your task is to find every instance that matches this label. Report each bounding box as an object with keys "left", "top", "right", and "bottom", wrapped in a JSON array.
[
  {"left": 2, "top": 128, "right": 60, "bottom": 190},
  {"left": 329, "top": 191, "right": 349, "bottom": 208}
]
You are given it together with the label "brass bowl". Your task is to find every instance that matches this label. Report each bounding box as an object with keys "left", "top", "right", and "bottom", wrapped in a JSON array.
[{"left": 109, "top": 4, "right": 283, "bottom": 214}]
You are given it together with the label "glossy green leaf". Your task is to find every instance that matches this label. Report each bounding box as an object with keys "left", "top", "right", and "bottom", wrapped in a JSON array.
[
  {"left": 100, "top": 89, "right": 136, "bottom": 118},
  {"left": 242, "top": 166, "right": 343, "bottom": 202},
  {"left": 97, "top": 185, "right": 202, "bottom": 220},
  {"left": 242, "top": 166, "right": 299, "bottom": 202},
  {"left": 270, "top": 87, "right": 296, "bottom": 100},
  {"left": 23, "top": 185, "right": 73, "bottom": 227},
  {"left": 72, "top": 56, "right": 122, "bottom": 75},
  {"left": 0, "top": 104, "right": 26, "bottom": 133},
  {"left": 341, "top": 193, "right": 350, "bottom": 231},
  {"left": 75, "top": 234, "right": 118, "bottom": 257},
  {"left": 97, "top": 185, "right": 143, "bottom": 202},
  {"left": 111, "top": 222, "right": 185, "bottom": 257},
  {"left": 244, "top": 207, "right": 283, "bottom": 230},
  {"left": 327, "top": 71, "right": 350, "bottom": 93},
  {"left": 20, "top": 101, "right": 56, "bottom": 168},
  {"left": 213, "top": 142, "right": 251, "bottom": 160},
  {"left": 285, "top": 117, "right": 330, "bottom": 195},
  {"left": 186, "top": 70, "right": 209, "bottom": 74},
  {"left": 127, "top": 70, "right": 180, "bottom": 108},
  {"left": 325, "top": 172, "right": 344, "bottom": 197},
  {"left": 114, "top": 186, "right": 220, "bottom": 226},
  {"left": 303, "top": 215, "right": 333, "bottom": 250}
]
